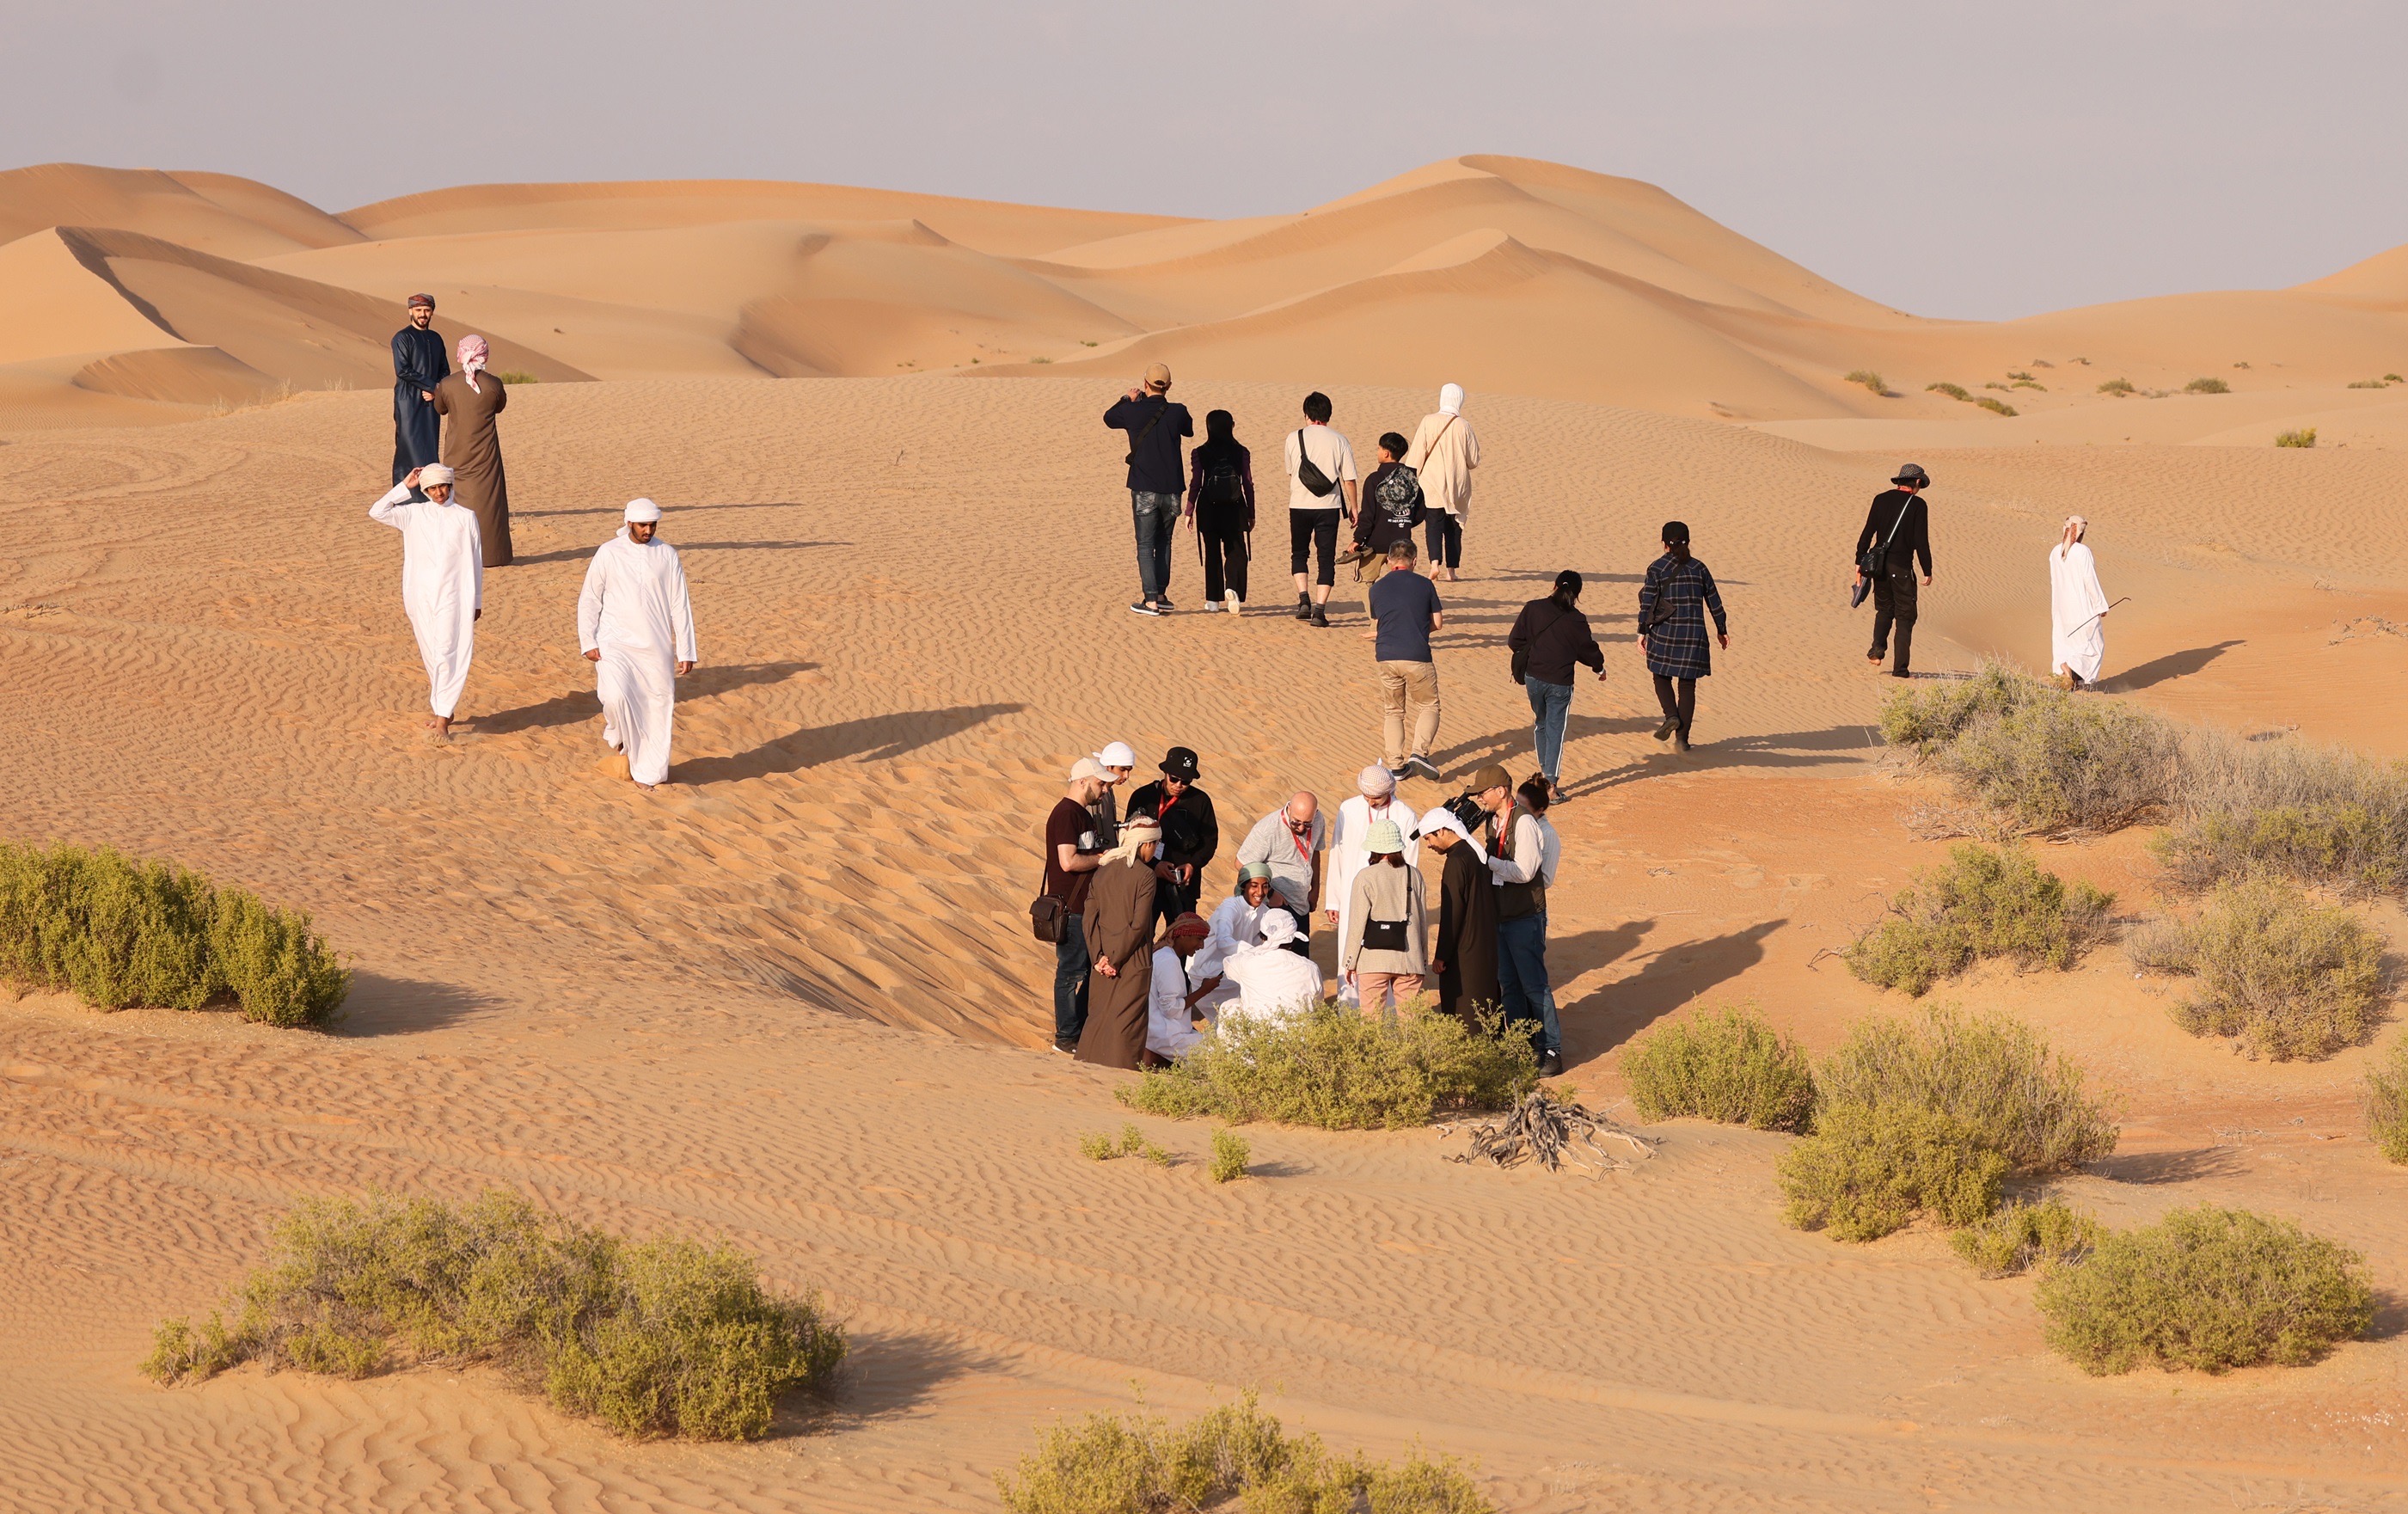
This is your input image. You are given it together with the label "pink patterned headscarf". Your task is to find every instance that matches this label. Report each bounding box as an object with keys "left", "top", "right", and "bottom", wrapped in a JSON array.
[{"left": 457, "top": 334, "right": 490, "bottom": 392}]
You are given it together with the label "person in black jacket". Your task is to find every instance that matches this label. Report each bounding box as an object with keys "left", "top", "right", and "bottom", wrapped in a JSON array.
[
  {"left": 1507, "top": 570, "right": 1606, "bottom": 801},
  {"left": 1854, "top": 463, "right": 1934, "bottom": 677},
  {"left": 1104, "top": 364, "right": 1194, "bottom": 617},
  {"left": 1121, "top": 745, "right": 1219, "bottom": 921},
  {"left": 1351, "top": 432, "right": 1425, "bottom": 623},
  {"left": 1185, "top": 409, "right": 1254, "bottom": 614},
  {"left": 391, "top": 294, "right": 450, "bottom": 493}
]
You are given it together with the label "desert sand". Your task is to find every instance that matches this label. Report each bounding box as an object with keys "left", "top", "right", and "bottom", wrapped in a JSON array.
[{"left": 1, "top": 157, "right": 2405, "bottom": 1511}]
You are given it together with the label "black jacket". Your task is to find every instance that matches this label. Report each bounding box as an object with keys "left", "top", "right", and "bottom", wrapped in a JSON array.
[
  {"left": 1856, "top": 490, "right": 1932, "bottom": 577},
  {"left": 1122, "top": 781, "right": 1218, "bottom": 874},
  {"left": 1507, "top": 596, "right": 1605, "bottom": 685},
  {"left": 1104, "top": 394, "right": 1193, "bottom": 495},
  {"left": 1353, "top": 461, "right": 1426, "bottom": 554}
]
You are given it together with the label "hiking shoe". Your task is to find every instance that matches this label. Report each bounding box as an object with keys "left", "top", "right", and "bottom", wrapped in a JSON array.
[
  {"left": 1407, "top": 755, "right": 1441, "bottom": 782},
  {"left": 1310, "top": 607, "right": 1330, "bottom": 628},
  {"left": 1538, "top": 1050, "right": 1565, "bottom": 1076},
  {"left": 1652, "top": 717, "right": 1676, "bottom": 741},
  {"left": 1294, "top": 595, "right": 1313, "bottom": 621},
  {"left": 1129, "top": 601, "right": 1163, "bottom": 617},
  {"left": 1674, "top": 732, "right": 1692, "bottom": 752},
  {"left": 1053, "top": 1039, "right": 1080, "bottom": 1056}
]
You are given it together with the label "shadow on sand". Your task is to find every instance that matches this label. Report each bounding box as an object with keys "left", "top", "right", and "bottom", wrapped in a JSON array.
[{"left": 679, "top": 702, "right": 1025, "bottom": 785}]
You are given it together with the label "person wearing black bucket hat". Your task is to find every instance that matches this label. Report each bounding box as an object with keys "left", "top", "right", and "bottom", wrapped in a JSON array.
[
  {"left": 1123, "top": 745, "right": 1219, "bottom": 920},
  {"left": 1854, "top": 464, "right": 1934, "bottom": 677}
]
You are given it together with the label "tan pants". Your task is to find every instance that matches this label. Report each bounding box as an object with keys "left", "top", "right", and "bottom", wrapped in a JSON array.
[
  {"left": 1355, "top": 550, "right": 1385, "bottom": 619},
  {"left": 1379, "top": 659, "right": 1442, "bottom": 766},
  {"left": 1355, "top": 971, "right": 1422, "bottom": 1019}
]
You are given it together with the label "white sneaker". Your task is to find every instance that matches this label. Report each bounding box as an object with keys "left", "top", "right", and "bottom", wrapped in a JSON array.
[{"left": 1227, "top": 594, "right": 1242, "bottom": 616}]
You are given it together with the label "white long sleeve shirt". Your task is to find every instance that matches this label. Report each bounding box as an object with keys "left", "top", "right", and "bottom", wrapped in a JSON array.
[{"left": 578, "top": 531, "right": 698, "bottom": 661}]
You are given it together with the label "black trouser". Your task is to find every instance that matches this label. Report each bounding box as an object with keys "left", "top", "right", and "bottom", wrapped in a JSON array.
[
  {"left": 1199, "top": 524, "right": 1248, "bottom": 603},
  {"left": 1425, "top": 511, "right": 1462, "bottom": 569},
  {"left": 1052, "top": 914, "right": 1090, "bottom": 1047},
  {"left": 1652, "top": 674, "right": 1697, "bottom": 738},
  {"left": 1290, "top": 508, "right": 1342, "bottom": 586},
  {"left": 1870, "top": 571, "right": 1919, "bottom": 675}
]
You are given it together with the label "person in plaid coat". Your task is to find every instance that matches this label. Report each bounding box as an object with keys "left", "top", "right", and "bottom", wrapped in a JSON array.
[{"left": 1638, "top": 520, "right": 1728, "bottom": 751}]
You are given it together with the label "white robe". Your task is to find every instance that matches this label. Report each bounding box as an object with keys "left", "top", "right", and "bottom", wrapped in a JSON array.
[
  {"left": 1217, "top": 941, "right": 1324, "bottom": 1030},
  {"left": 1146, "top": 945, "right": 1210, "bottom": 1059},
  {"left": 577, "top": 531, "right": 699, "bottom": 784},
  {"left": 2050, "top": 542, "right": 2108, "bottom": 683},
  {"left": 1198, "top": 895, "right": 1266, "bottom": 1014},
  {"left": 1325, "top": 795, "right": 1421, "bottom": 1004},
  {"left": 369, "top": 483, "right": 482, "bottom": 717}
]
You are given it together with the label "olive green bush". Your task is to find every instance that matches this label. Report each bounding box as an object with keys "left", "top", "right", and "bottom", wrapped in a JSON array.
[
  {"left": 1777, "top": 1101, "right": 2007, "bottom": 1241},
  {"left": 1621, "top": 1004, "right": 1816, "bottom": 1131},
  {"left": 144, "top": 1190, "right": 842, "bottom": 1442},
  {"left": 0, "top": 841, "right": 347, "bottom": 1025},
  {"left": 1950, "top": 1198, "right": 2105, "bottom": 1278},
  {"left": 2153, "top": 738, "right": 2408, "bottom": 897},
  {"left": 1845, "top": 843, "right": 2114, "bottom": 996},
  {"left": 2037, "top": 1206, "right": 2374, "bottom": 1375},
  {"left": 1118, "top": 1001, "right": 1535, "bottom": 1131},
  {"left": 1878, "top": 664, "right": 2182, "bottom": 835},
  {"left": 1209, "top": 1129, "right": 1250, "bottom": 1183},
  {"left": 2365, "top": 1033, "right": 2408, "bottom": 1163},
  {"left": 2129, "top": 879, "right": 2385, "bottom": 1060},
  {"left": 1817, "top": 1004, "right": 2117, "bottom": 1174}
]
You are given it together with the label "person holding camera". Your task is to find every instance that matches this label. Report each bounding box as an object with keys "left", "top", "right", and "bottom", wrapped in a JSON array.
[
  {"left": 1854, "top": 463, "right": 1933, "bottom": 677},
  {"left": 1105, "top": 364, "right": 1193, "bottom": 616}
]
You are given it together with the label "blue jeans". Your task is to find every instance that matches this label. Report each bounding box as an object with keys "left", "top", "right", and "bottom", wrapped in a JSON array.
[
  {"left": 1053, "top": 914, "right": 1090, "bottom": 1046},
  {"left": 1525, "top": 675, "right": 1573, "bottom": 782},
  {"left": 1498, "top": 910, "right": 1557, "bottom": 1053},
  {"left": 1132, "top": 491, "right": 1179, "bottom": 602}
]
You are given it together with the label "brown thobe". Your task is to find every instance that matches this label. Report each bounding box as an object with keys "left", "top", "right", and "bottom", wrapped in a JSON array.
[
  {"left": 432, "top": 371, "right": 513, "bottom": 566},
  {"left": 1076, "top": 856, "right": 1156, "bottom": 1069},
  {"left": 1435, "top": 842, "right": 1500, "bottom": 1023}
]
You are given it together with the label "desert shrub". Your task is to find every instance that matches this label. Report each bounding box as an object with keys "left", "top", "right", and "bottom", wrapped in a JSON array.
[
  {"left": 1817, "top": 1003, "right": 2117, "bottom": 1173},
  {"left": 1950, "top": 1198, "right": 2105, "bottom": 1277},
  {"left": 1081, "top": 1125, "right": 1170, "bottom": 1165},
  {"left": 2184, "top": 377, "right": 2230, "bottom": 394},
  {"left": 1209, "top": 1129, "right": 1249, "bottom": 1183},
  {"left": 1118, "top": 1000, "right": 1535, "bottom": 1131},
  {"left": 2037, "top": 1206, "right": 2374, "bottom": 1375},
  {"left": 1939, "top": 694, "right": 2182, "bottom": 835},
  {"left": 2276, "top": 427, "right": 2316, "bottom": 448},
  {"left": 208, "top": 886, "right": 350, "bottom": 1027},
  {"left": 2366, "top": 1033, "right": 2408, "bottom": 1163},
  {"left": 1846, "top": 844, "right": 2114, "bottom": 996},
  {"left": 1973, "top": 396, "right": 2018, "bottom": 416},
  {"left": 1878, "top": 660, "right": 2036, "bottom": 751},
  {"left": 2348, "top": 378, "right": 2386, "bottom": 389},
  {"left": 144, "top": 1190, "right": 842, "bottom": 1442},
  {"left": 1777, "top": 1101, "right": 2006, "bottom": 1241},
  {"left": 1621, "top": 1004, "right": 1816, "bottom": 1131},
  {"left": 492, "top": 370, "right": 539, "bottom": 384},
  {"left": 2098, "top": 377, "right": 2135, "bottom": 395},
  {"left": 2130, "top": 879, "right": 2384, "bottom": 1060},
  {"left": 1843, "top": 369, "right": 1889, "bottom": 395},
  {"left": 1927, "top": 382, "right": 1971, "bottom": 401},
  {"left": 2152, "top": 734, "right": 2408, "bottom": 895},
  {"left": 993, "top": 1392, "right": 1492, "bottom": 1514}
]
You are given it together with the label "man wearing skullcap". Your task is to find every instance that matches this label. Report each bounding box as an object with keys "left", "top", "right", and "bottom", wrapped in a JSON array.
[
  {"left": 390, "top": 294, "right": 450, "bottom": 493},
  {"left": 1078, "top": 815, "right": 1165, "bottom": 1068},
  {"left": 1325, "top": 763, "right": 1420, "bottom": 1004},
  {"left": 367, "top": 464, "right": 482, "bottom": 737},
  {"left": 1146, "top": 912, "right": 1220, "bottom": 1061},
  {"left": 432, "top": 334, "right": 514, "bottom": 566},
  {"left": 578, "top": 500, "right": 698, "bottom": 793}
]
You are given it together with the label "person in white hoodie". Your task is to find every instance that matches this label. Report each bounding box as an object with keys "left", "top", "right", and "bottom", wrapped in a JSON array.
[
  {"left": 577, "top": 499, "right": 698, "bottom": 792},
  {"left": 2049, "top": 515, "right": 2111, "bottom": 690},
  {"left": 367, "top": 463, "right": 481, "bottom": 738},
  {"left": 1404, "top": 383, "right": 1481, "bottom": 582}
]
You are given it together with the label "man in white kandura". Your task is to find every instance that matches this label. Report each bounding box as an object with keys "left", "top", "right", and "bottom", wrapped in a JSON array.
[
  {"left": 369, "top": 463, "right": 482, "bottom": 738},
  {"left": 1324, "top": 764, "right": 1420, "bottom": 1005},
  {"left": 578, "top": 499, "right": 698, "bottom": 793},
  {"left": 1217, "top": 909, "right": 1326, "bottom": 1030},
  {"left": 2049, "top": 514, "right": 2111, "bottom": 691}
]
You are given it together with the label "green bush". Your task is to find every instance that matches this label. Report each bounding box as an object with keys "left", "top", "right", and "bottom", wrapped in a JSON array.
[
  {"left": 993, "top": 1392, "right": 1492, "bottom": 1514},
  {"left": 0, "top": 841, "right": 347, "bottom": 1025},
  {"left": 1950, "top": 1198, "right": 2104, "bottom": 1277},
  {"left": 1621, "top": 1004, "right": 1816, "bottom": 1131},
  {"left": 144, "top": 1190, "right": 842, "bottom": 1442},
  {"left": 1817, "top": 1004, "right": 2117, "bottom": 1173},
  {"left": 1878, "top": 661, "right": 2034, "bottom": 752},
  {"left": 1845, "top": 843, "right": 2114, "bottom": 996},
  {"left": 2099, "top": 377, "right": 2135, "bottom": 396},
  {"left": 2151, "top": 738, "right": 2408, "bottom": 896},
  {"left": 2365, "top": 1033, "right": 2408, "bottom": 1163},
  {"left": 1081, "top": 1125, "right": 1170, "bottom": 1165},
  {"left": 1118, "top": 1001, "right": 1536, "bottom": 1131},
  {"left": 1777, "top": 1101, "right": 2006, "bottom": 1241},
  {"left": 491, "top": 370, "right": 540, "bottom": 385},
  {"left": 1209, "top": 1129, "right": 1249, "bottom": 1183},
  {"left": 1843, "top": 369, "right": 1889, "bottom": 395},
  {"left": 2131, "top": 879, "right": 2385, "bottom": 1060},
  {"left": 2184, "top": 377, "right": 2230, "bottom": 394},
  {"left": 2037, "top": 1206, "right": 2374, "bottom": 1375},
  {"left": 2276, "top": 427, "right": 2316, "bottom": 448},
  {"left": 1927, "top": 382, "right": 1972, "bottom": 401},
  {"left": 1973, "top": 396, "right": 2018, "bottom": 416}
]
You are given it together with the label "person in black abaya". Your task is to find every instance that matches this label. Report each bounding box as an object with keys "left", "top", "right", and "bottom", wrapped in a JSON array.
[
  {"left": 1421, "top": 810, "right": 1499, "bottom": 1024},
  {"left": 391, "top": 293, "right": 450, "bottom": 490}
]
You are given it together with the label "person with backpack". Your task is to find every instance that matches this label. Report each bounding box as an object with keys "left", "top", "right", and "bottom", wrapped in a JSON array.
[
  {"left": 1505, "top": 570, "right": 1606, "bottom": 803},
  {"left": 1185, "top": 409, "right": 1255, "bottom": 614},
  {"left": 1404, "top": 383, "right": 1480, "bottom": 582},
  {"left": 1639, "top": 521, "right": 1729, "bottom": 752},
  {"left": 1350, "top": 432, "right": 1425, "bottom": 623},
  {"left": 1853, "top": 463, "right": 1933, "bottom": 677},
  {"left": 1104, "top": 364, "right": 1194, "bottom": 617},
  {"left": 1284, "top": 391, "right": 1358, "bottom": 628}
]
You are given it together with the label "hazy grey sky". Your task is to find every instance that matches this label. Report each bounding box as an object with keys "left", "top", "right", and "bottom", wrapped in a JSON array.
[{"left": 7, "top": 0, "right": 2404, "bottom": 320}]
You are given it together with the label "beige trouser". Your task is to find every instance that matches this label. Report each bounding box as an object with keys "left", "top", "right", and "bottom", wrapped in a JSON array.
[
  {"left": 1355, "top": 971, "right": 1423, "bottom": 1019},
  {"left": 1356, "top": 551, "right": 1385, "bottom": 619},
  {"left": 1379, "top": 659, "right": 1442, "bottom": 765}
]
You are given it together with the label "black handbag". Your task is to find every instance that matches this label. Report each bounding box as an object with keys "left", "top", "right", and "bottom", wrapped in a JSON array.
[
  {"left": 1854, "top": 497, "right": 1909, "bottom": 605},
  {"left": 1361, "top": 916, "right": 1409, "bottom": 952}
]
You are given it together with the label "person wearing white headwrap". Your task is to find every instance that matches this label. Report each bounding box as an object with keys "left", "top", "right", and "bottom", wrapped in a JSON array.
[
  {"left": 1146, "top": 912, "right": 1218, "bottom": 1059},
  {"left": 1403, "top": 383, "right": 1480, "bottom": 581},
  {"left": 431, "top": 333, "right": 512, "bottom": 565},
  {"left": 1217, "top": 908, "right": 1326, "bottom": 1029},
  {"left": 1079, "top": 815, "right": 1162, "bottom": 1068},
  {"left": 1325, "top": 763, "right": 1422, "bottom": 1004},
  {"left": 2049, "top": 515, "right": 2110, "bottom": 690},
  {"left": 578, "top": 499, "right": 698, "bottom": 792},
  {"left": 368, "top": 463, "right": 482, "bottom": 737}
]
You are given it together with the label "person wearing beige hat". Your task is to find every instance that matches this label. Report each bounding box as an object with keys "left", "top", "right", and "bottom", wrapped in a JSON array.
[
  {"left": 1042, "top": 757, "right": 1113, "bottom": 1051},
  {"left": 1106, "top": 362, "right": 1193, "bottom": 616},
  {"left": 1342, "top": 817, "right": 1429, "bottom": 1020},
  {"left": 368, "top": 463, "right": 482, "bottom": 738}
]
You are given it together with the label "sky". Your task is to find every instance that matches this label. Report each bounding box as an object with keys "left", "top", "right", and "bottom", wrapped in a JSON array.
[{"left": 4, "top": 0, "right": 2404, "bottom": 320}]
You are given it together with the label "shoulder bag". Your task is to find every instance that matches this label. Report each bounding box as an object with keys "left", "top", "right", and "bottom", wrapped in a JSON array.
[
  {"left": 1853, "top": 495, "right": 1909, "bottom": 606},
  {"left": 1029, "top": 890, "right": 1068, "bottom": 943},
  {"left": 1124, "top": 401, "right": 1167, "bottom": 466},
  {"left": 1294, "top": 429, "right": 1338, "bottom": 498}
]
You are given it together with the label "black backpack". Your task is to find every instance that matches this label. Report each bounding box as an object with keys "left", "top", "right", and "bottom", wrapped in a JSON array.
[{"left": 1199, "top": 452, "right": 1247, "bottom": 507}]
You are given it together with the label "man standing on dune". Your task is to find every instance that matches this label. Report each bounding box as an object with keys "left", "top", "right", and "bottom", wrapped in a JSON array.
[
  {"left": 368, "top": 464, "right": 481, "bottom": 739},
  {"left": 1105, "top": 364, "right": 1192, "bottom": 617},
  {"left": 579, "top": 500, "right": 698, "bottom": 794},
  {"left": 391, "top": 294, "right": 450, "bottom": 493},
  {"left": 1405, "top": 383, "right": 1480, "bottom": 582},
  {"left": 432, "top": 334, "right": 513, "bottom": 566},
  {"left": 1854, "top": 463, "right": 1934, "bottom": 678}
]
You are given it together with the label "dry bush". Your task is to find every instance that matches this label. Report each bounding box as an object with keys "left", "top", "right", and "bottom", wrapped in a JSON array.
[
  {"left": 491, "top": 370, "right": 539, "bottom": 384},
  {"left": 1940, "top": 694, "right": 2182, "bottom": 836},
  {"left": 1878, "top": 661, "right": 2034, "bottom": 753},
  {"left": 1950, "top": 1198, "right": 2104, "bottom": 1277},
  {"left": 1973, "top": 396, "right": 2018, "bottom": 416},
  {"left": 2276, "top": 427, "right": 2316, "bottom": 448},
  {"left": 2184, "top": 377, "right": 2230, "bottom": 394},
  {"left": 2037, "top": 1206, "right": 2374, "bottom": 1375},
  {"left": 2366, "top": 1033, "right": 2408, "bottom": 1163},
  {"left": 2130, "top": 879, "right": 2385, "bottom": 1060},
  {"left": 1621, "top": 1004, "right": 1816, "bottom": 1131},
  {"left": 2098, "top": 377, "right": 2135, "bottom": 395},
  {"left": 1846, "top": 843, "right": 2114, "bottom": 996},
  {"left": 1208, "top": 1129, "right": 1249, "bottom": 1183},
  {"left": 1777, "top": 1101, "right": 2006, "bottom": 1241},
  {"left": 144, "top": 1190, "right": 842, "bottom": 1442},
  {"left": 1118, "top": 1000, "right": 1535, "bottom": 1131},
  {"left": 2153, "top": 734, "right": 2408, "bottom": 896},
  {"left": 1927, "top": 382, "right": 1972, "bottom": 401},
  {"left": 1843, "top": 369, "right": 1890, "bottom": 395},
  {"left": 1817, "top": 1004, "right": 2117, "bottom": 1173}
]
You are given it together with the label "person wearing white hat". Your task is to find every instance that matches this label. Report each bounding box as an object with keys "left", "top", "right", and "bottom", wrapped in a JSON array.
[
  {"left": 1325, "top": 764, "right": 1421, "bottom": 1004},
  {"left": 368, "top": 463, "right": 483, "bottom": 738},
  {"left": 1217, "top": 908, "right": 1326, "bottom": 1029},
  {"left": 1404, "top": 383, "right": 1480, "bottom": 582},
  {"left": 1088, "top": 739, "right": 1136, "bottom": 848},
  {"left": 578, "top": 499, "right": 698, "bottom": 793},
  {"left": 1342, "top": 817, "right": 1428, "bottom": 1020}
]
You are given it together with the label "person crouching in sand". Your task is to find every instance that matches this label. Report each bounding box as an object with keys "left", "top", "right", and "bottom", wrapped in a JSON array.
[
  {"left": 367, "top": 464, "right": 481, "bottom": 739},
  {"left": 578, "top": 499, "right": 698, "bottom": 794}
]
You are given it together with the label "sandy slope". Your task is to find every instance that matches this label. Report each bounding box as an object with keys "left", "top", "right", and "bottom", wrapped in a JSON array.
[{"left": 2, "top": 376, "right": 2404, "bottom": 1511}]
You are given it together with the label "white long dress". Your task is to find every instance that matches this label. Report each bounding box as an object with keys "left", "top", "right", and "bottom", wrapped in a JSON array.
[
  {"left": 1217, "top": 941, "right": 1325, "bottom": 1030},
  {"left": 369, "top": 484, "right": 482, "bottom": 717},
  {"left": 1326, "top": 795, "right": 1420, "bottom": 1004},
  {"left": 2050, "top": 542, "right": 2108, "bottom": 683},
  {"left": 577, "top": 530, "right": 699, "bottom": 784},
  {"left": 1146, "top": 945, "right": 1210, "bottom": 1059},
  {"left": 1198, "top": 894, "right": 1265, "bottom": 1014}
]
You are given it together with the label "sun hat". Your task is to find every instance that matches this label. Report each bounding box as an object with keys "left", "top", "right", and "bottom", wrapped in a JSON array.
[
  {"left": 1892, "top": 463, "right": 1931, "bottom": 487},
  {"left": 1160, "top": 746, "right": 1200, "bottom": 781},
  {"left": 1367, "top": 818, "right": 1405, "bottom": 854},
  {"left": 1469, "top": 763, "right": 1512, "bottom": 794}
]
